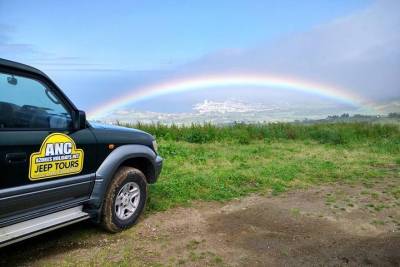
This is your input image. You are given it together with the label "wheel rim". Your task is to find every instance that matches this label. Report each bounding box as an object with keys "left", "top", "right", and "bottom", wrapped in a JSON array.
[{"left": 114, "top": 182, "right": 141, "bottom": 220}]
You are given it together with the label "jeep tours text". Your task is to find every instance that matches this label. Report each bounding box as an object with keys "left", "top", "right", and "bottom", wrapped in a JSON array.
[{"left": 0, "top": 58, "right": 163, "bottom": 247}]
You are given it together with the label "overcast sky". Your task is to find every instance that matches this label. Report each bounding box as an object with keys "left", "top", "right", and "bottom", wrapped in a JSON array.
[{"left": 0, "top": 0, "right": 399, "bottom": 118}]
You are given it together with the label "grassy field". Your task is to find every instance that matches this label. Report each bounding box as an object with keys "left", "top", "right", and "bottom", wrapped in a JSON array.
[{"left": 122, "top": 122, "right": 400, "bottom": 212}]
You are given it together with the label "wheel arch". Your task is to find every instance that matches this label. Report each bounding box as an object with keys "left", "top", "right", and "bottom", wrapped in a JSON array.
[
  {"left": 119, "top": 157, "right": 156, "bottom": 184},
  {"left": 87, "top": 144, "right": 160, "bottom": 216}
]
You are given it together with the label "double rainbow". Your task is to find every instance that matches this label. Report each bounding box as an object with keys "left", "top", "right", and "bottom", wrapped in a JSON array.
[{"left": 88, "top": 74, "right": 367, "bottom": 119}]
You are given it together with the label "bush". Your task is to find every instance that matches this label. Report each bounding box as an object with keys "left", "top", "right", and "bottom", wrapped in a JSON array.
[
  {"left": 310, "top": 128, "right": 347, "bottom": 145},
  {"left": 119, "top": 122, "right": 400, "bottom": 147}
]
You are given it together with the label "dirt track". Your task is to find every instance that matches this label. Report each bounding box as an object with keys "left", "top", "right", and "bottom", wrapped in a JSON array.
[{"left": 1, "top": 178, "right": 399, "bottom": 266}]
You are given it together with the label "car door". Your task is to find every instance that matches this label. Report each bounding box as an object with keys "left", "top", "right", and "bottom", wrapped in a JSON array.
[{"left": 0, "top": 70, "right": 97, "bottom": 226}]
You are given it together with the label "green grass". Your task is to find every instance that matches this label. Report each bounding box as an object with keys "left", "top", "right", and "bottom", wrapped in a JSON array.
[
  {"left": 126, "top": 122, "right": 400, "bottom": 148},
  {"left": 392, "top": 187, "right": 400, "bottom": 199},
  {"left": 135, "top": 122, "right": 400, "bottom": 212}
]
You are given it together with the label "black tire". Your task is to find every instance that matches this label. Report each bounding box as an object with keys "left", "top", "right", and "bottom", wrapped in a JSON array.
[{"left": 100, "top": 166, "right": 147, "bottom": 233}]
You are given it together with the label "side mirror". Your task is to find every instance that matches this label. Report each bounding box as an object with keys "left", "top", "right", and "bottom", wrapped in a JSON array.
[{"left": 73, "top": 110, "right": 86, "bottom": 130}]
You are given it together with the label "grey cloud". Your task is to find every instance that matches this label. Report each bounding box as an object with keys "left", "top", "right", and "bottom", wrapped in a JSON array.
[
  {"left": 0, "top": 24, "right": 37, "bottom": 57},
  {"left": 0, "top": 24, "right": 108, "bottom": 71},
  {"left": 178, "top": 0, "right": 400, "bottom": 103}
]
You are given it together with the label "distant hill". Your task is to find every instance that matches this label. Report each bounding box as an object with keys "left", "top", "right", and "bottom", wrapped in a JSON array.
[
  {"left": 296, "top": 113, "right": 400, "bottom": 125},
  {"left": 95, "top": 99, "right": 400, "bottom": 125}
]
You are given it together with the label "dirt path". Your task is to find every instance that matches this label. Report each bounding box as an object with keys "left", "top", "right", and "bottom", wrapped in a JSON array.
[{"left": 1, "top": 178, "right": 399, "bottom": 266}]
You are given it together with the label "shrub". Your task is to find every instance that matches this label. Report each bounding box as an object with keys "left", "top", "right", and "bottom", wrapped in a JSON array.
[{"left": 120, "top": 121, "right": 400, "bottom": 148}]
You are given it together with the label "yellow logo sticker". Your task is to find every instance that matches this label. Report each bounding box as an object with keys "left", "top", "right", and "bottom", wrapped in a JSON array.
[{"left": 29, "top": 133, "right": 84, "bottom": 180}]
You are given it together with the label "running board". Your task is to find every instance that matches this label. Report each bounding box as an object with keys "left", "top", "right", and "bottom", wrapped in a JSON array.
[{"left": 0, "top": 206, "right": 90, "bottom": 247}]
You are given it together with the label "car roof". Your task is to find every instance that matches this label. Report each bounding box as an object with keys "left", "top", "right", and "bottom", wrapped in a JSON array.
[{"left": 0, "top": 58, "right": 48, "bottom": 77}]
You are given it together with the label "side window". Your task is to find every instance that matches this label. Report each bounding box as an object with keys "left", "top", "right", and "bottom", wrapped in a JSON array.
[{"left": 0, "top": 72, "right": 72, "bottom": 129}]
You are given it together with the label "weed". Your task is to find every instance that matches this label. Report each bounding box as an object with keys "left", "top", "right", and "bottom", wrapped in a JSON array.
[
  {"left": 371, "top": 192, "right": 379, "bottom": 199},
  {"left": 186, "top": 240, "right": 201, "bottom": 250},
  {"left": 325, "top": 195, "right": 336, "bottom": 204},
  {"left": 290, "top": 208, "right": 300, "bottom": 216},
  {"left": 372, "top": 220, "right": 385, "bottom": 226},
  {"left": 374, "top": 204, "right": 386, "bottom": 212},
  {"left": 391, "top": 187, "right": 400, "bottom": 199},
  {"left": 212, "top": 255, "right": 223, "bottom": 264}
]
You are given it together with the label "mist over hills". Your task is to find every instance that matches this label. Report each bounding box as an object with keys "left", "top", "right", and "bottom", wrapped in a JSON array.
[{"left": 97, "top": 98, "right": 399, "bottom": 125}]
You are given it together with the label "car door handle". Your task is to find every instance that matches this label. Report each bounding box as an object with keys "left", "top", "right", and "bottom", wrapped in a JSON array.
[{"left": 5, "top": 152, "right": 27, "bottom": 164}]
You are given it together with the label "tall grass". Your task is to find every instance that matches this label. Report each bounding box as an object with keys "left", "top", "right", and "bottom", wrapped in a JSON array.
[{"left": 121, "top": 122, "right": 400, "bottom": 148}]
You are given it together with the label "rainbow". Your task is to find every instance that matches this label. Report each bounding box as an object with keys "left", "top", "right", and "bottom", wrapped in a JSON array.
[{"left": 88, "top": 74, "right": 367, "bottom": 119}]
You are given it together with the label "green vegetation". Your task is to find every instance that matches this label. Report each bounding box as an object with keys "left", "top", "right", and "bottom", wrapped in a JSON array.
[
  {"left": 127, "top": 122, "right": 400, "bottom": 147},
  {"left": 392, "top": 186, "right": 400, "bottom": 199},
  {"left": 125, "top": 122, "right": 400, "bottom": 212}
]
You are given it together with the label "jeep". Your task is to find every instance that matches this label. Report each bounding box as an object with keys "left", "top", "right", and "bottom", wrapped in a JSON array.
[{"left": 0, "top": 58, "right": 163, "bottom": 247}]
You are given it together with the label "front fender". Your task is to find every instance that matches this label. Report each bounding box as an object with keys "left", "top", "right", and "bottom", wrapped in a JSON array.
[{"left": 87, "top": 144, "right": 162, "bottom": 210}]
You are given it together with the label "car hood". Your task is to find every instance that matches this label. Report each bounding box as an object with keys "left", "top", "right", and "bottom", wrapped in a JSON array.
[
  {"left": 89, "top": 122, "right": 154, "bottom": 146},
  {"left": 90, "top": 122, "right": 148, "bottom": 135}
]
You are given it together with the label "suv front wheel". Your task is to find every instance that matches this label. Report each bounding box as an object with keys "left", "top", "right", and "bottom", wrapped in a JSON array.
[{"left": 100, "top": 166, "right": 147, "bottom": 232}]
